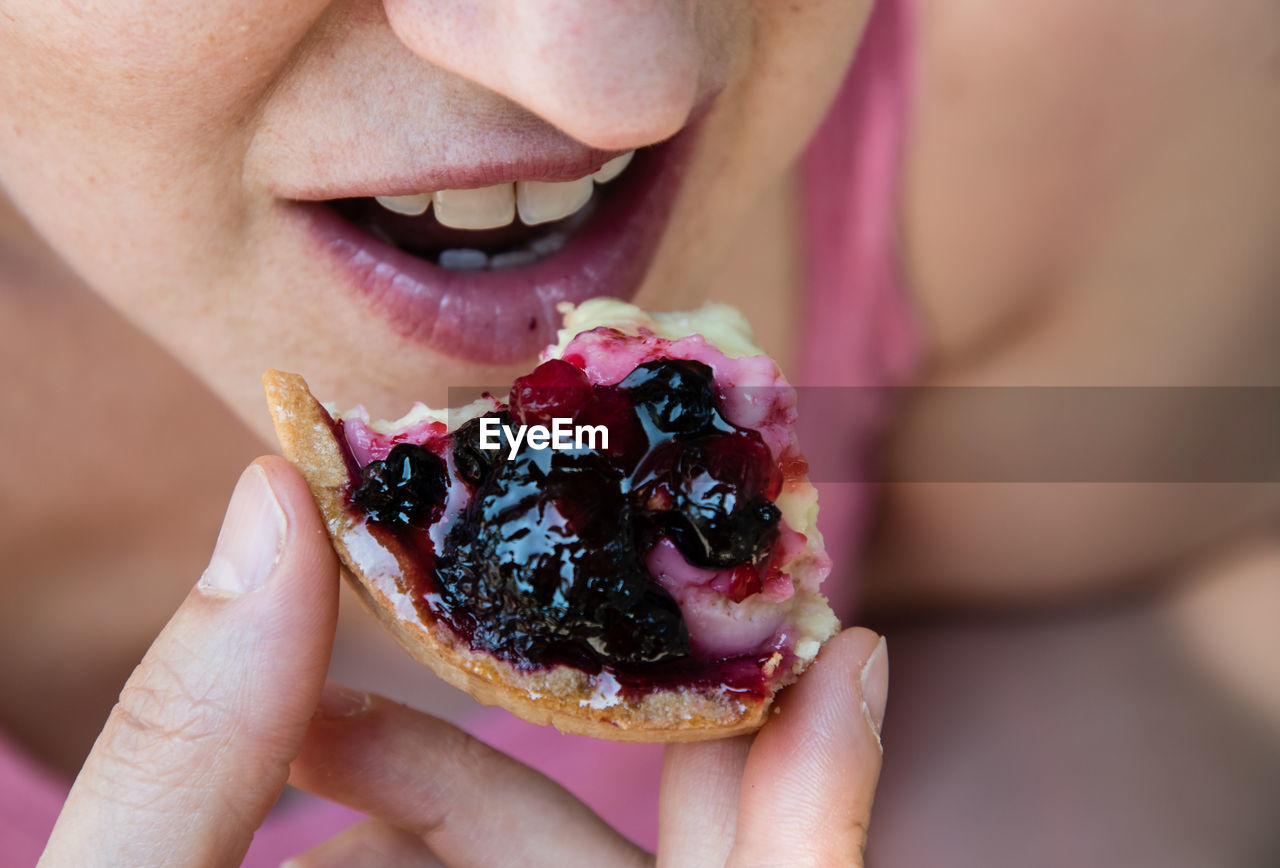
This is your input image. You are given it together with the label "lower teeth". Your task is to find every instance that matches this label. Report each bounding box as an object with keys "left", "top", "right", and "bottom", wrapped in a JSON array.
[
  {"left": 437, "top": 248, "right": 488, "bottom": 271},
  {"left": 490, "top": 249, "right": 539, "bottom": 270},
  {"left": 433, "top": 200, "right": 589, "bottom": 271},
  {"left": 529, "top": 231, "right": 568, "bottom": 257}
]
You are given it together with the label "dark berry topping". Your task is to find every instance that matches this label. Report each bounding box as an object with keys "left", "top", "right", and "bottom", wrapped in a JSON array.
[
  {"left": 577, "top": 386, "right": 647, "bottom": 464},
  {"left": 509, "top": 359, "right": 592, "bottom": 427},
  {"left": 436, "top": 489, "right": 689, "bottom": 667},
  {"left": 351, "top": 442, "right": 447, "bottom": 527},
  {"left": 347, "top": 358, "right": 786, "bottom": 676},
  {"left": 620, "top": 359, "right": 720, "bottom": 435},
  {"left": 450, "top": 415, "right": 500, "bottom": 488},
  {"left": 633, "top": 434, "right": 782, "bottom": 569}
]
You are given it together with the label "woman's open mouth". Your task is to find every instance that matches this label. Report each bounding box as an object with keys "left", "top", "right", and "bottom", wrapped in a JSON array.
[{"left": 294, "top": 122, "right": 701, "bottom": 364}]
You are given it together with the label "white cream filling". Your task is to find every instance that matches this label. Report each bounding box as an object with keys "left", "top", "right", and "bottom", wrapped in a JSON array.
[
  {"left": 549, "top": 298, "right": 765, "bottom": 360},
  {"left": 328, "top": 396, "right": 498, "bottom": 436}
]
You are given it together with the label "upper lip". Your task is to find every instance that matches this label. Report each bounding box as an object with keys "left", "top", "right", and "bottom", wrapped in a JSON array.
[
  {"left": 251, "top": 58, "right": 715, "bottom": 204},
  {"left": 277, "top": 146, "right": 635, "bottom": 202}
]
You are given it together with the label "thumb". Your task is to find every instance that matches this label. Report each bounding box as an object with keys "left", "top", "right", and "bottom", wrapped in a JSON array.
[
  {"left": 40, "top": 457, "right": 340, "bottom": 868},
  {"left": 729, "top": 627, "right": 888, "bottom": 865}
]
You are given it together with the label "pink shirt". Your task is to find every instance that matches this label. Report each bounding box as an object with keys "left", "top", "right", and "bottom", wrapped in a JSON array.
[{"left": 0, "top": 0, "right": 918, "bottom": 862}]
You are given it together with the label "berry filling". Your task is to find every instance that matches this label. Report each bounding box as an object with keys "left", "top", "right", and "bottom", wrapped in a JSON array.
[
  {"left": 351, "top": 443, "right": 448, "bottom": 527},
  {"left": 334, "top": 322, "right": 829, "bottom": 697}
]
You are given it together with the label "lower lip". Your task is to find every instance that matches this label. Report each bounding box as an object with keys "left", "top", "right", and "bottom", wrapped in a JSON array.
[{"left": 293, "top": 126, "right": 700, "bottom": 365}]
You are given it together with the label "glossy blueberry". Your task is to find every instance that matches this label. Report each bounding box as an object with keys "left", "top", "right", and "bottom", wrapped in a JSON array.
[
  {"left": 620, "top": 359, "right": 720, "bottom": 435},
  {"left": 633, "top": 434, "right": 782, "bottom": 569},
  {"left": 352, "top": 442, "right": 447, "bottom": 527},
  {"left": 451, "top": 413, "right": 506, "bottom": 488}
]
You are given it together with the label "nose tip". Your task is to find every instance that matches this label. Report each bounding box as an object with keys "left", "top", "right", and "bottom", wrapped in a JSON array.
[
  {"left": 384, "top": 0, "right": 704, "bottom": 150},
  {"left": 507, "top": 5, "right": 703, "bottom": 150},
  {"left": 517, "top": 57, "right": 701, "bottom": 151}
]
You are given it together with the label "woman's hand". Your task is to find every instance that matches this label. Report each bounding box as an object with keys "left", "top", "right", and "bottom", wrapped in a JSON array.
[
  {"left": 284, "top": 626, "right": 886, "bottom": 868},
  {"left": 39, "top": 458, "right": 887, "bottom": 867},
  {"left": 38, "top": 457, "right": 341, "bottom": 867}
]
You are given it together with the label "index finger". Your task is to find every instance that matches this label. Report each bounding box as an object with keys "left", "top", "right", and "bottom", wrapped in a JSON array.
[
  {"left": 39, "top": 458, "right": 341, "bottom": 868},
  {"left": 287, "top": 684, "right": 651, "bottom": 868}
]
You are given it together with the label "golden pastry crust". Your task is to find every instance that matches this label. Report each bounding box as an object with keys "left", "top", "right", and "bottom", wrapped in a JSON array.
[{"left": 264, "top": 369, "right": 771, "bottom": 741}]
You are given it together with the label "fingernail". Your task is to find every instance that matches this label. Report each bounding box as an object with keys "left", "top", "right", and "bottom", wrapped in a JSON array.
[
  {"left": 198, "top": 464, "right": 287, "bottom": 595},
  {"left": 858, "top": 636, "right": 889, "bottom": 745},
  {"left": 315, "top": 682, "right": 373, "bottom": 719}
]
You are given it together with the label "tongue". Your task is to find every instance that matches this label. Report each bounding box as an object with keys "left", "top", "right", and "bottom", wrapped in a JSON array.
[{"left": 332, "top": 197, "right": 559, "bottom": 260}]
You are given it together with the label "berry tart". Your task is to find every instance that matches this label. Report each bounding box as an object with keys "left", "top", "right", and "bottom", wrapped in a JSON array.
[{"left": 264, "top": 299, "right": 838, "bottom": 741}]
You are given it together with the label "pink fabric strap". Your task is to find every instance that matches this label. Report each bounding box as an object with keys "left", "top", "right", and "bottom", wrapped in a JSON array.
[
  {"left": 799, "top": 0, "right": 920, "bottom": 617},
  {"left": 800, "top": 0, "right": 919, "bottom": 391}
]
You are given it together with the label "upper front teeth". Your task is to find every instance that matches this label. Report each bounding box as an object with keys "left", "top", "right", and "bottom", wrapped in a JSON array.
[
  {"left": 592, "top": 151, "right": 633, "bottom": 184},
  {"left": 516, "top": 176, "right": 593, "bottom": 226},
  {"left": 374, "top": 192, "right": 433, "bottom": 216},
  {"left": 433, "top": 184, "right": 516, "bottom": 230},
  {"left": 376, "top": 150, "right": 634, "bottom": 229}
]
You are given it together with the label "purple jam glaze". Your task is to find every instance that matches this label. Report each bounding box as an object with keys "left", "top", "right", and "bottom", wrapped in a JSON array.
[{"left": 341, "top": 356, "right": 800, "bottom": 696}]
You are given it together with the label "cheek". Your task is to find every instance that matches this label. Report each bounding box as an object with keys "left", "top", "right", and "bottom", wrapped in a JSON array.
[
  {"left": 0, "top": 0, "right": 325, "bottom": 310},
  {"left": 648, "top": 0, "right": 871, "bottom": 290},
  {"left": 735, "top": 0, "right": 873, "bottom": 158},
  {"left": 718, "top": 0, "right": 872, "bottom": 194},
  {"left": 1, "top": 0, "right": 341, "bottom": 135}
]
